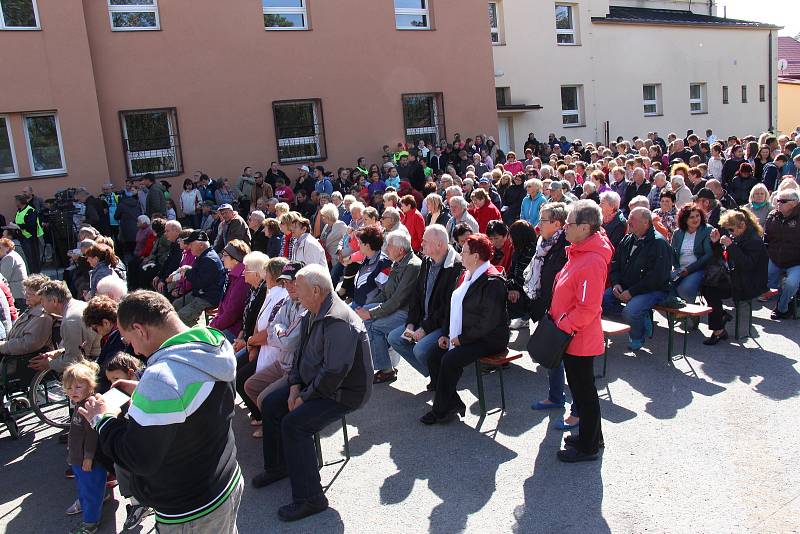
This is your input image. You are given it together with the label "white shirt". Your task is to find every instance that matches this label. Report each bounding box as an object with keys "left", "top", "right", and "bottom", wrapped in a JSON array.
[
  {"left": 679, "top": 231, "right": 697, "bottom": 269},
  {"left": 256, "top": 285, "right": 289, "bottom": 371}
]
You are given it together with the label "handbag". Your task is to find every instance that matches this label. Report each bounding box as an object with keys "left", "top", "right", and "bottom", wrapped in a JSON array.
[
  {"left": 702, "top": 260, "right": 731, "bottom": 288},
  {"left": 526, "top": 310, "right": 574, "bottom": 369}
]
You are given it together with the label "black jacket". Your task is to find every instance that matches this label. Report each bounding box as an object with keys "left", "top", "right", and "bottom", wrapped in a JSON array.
[
  {"left": 721, "top": 158, "right": 745, "bottom": 187},
  {"left": 158, "top": 242, "right": 182, "bottom": 280},
  {"left": 443, "top": 265, "right": 509, "bottom": 351},
  {"left": 250, "top": 229, "right": 270, "bottom": 255},
  {"left": 502, "top": 184, "right": 525, "bottom": 225},
  {"left": 712, "top": 228, "right": 768, "bottom": 301},
  {"left": 623, "top": 181, "right": 652, "bottom": 214},
  {"left": 730, "top": 174, "right": 759, "bottom": 206},
  {"left": 610, "top": 226, "right": 672, "bottom": 296},
  {"left": 186, "top": 247, "right": 225, "bottom": 306},
  {"left": 602, "top": 210, "right": 627, "bottom": 251},
  {"left": 407, "top": 247, "right": 463, "bottom": 335},
  {"left": 242, "top": 283, "right": 267, "bottom": 338},
  {"left": 115, "top": 193, "right": 142, "bottom": 243},
  {"left": 765, "top": 205, "right": 800, "bottom": 268},
  {"left": 528, "top": 232, "right": 568, "bottom": 322},
  {"left": 425, "top": 210, "right": 450, "bottom": 226}
]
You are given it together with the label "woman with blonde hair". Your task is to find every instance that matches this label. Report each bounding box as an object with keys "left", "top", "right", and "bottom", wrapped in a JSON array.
[{"left": 747, "top": 183, "right": 771, "bottom": 228}]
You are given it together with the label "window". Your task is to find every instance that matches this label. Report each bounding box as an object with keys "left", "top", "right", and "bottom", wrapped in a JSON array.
[
  {"left": 120, "top": 109, "right": 182, "bottom": 178},
  {"left": 272, "top": 99, "right": 326, "bottom": 163},
  {"left": 722, "top": 85, "right": 729, "bottom": 104},
  {"left": 107, "top": 0, "right": 160, "bottom": 31},
  {"left": 760, "top": 84, "right": 766, "bottom": 102},
  {"left": 395, "top": 0, "right": 430, "bottom": 30},
  {"left": 496, "top": 87, "right": 510, "bottom": 107},
  {"left": 642, "top": 84, "right": 662, "bottom": 116},
  {"left": 741, "top": 85, "right": 748, "bottom": 103},
  {"left": 488, "top": 2, "right": 500, "bottom": 44},
  {"left": 0, "top": 116, "right": 17, "bottom": 179},
  {"left": 263, "top": 0, "right": 307, "bottom": 30},
  {"left": 23, "top": 113, "right": 65, "bottom": 176},
  {"left": 402, "top": 93, "right": 445, "bottom": 146},
  {"left": 0, "top": 0, "right": 39, "bottom": 29},
  {"left": 560, "top": 85, "right": 583, "bottom": 126},
  {"left": 555, "top": 4, "right": 576, "bottom": 44},
  {"left": 689, "top": 83, "right": 706, "bottom": 114}
]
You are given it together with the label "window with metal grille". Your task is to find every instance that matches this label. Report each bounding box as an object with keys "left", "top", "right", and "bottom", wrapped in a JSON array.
[
  {"left": 120, "top": 108, "right": 182, "bottom": 178},
  {"left": 272, "top": 99, "right": 326, "bottom": 163},
  {"left": 395, "top": 0, "right": 430, "bottom": 30},
  {"left": 0, "top": 0, "right": 39, "bottom": 29},
  {"left": 489, "top": 2, "right": 500, "bottom": 44},
  {"left": 108, "top": 0, "right": 160, "bottom": 31},
  {"left": 402, "top": 93, "right": 445, "bottom": 147},
  {"left": 263, "top": 0, "right": 307, "bottom": 30}
]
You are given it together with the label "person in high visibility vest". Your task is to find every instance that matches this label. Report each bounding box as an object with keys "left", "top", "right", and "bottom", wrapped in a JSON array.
[{"left": 14, "top": 194, "right": 43, "bottom": 274}]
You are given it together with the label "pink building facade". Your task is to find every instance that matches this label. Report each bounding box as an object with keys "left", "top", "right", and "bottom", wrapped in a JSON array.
[{"left": 0, "top": 0, "right": 497, "bottom": 216}]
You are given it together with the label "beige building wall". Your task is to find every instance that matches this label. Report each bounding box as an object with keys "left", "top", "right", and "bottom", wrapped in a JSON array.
[
  {"left": 492, "top": 0, "right": 777, "bottom": 151},
  {"left": 778, "top": 80, "right": 800, "bottom": 135}
]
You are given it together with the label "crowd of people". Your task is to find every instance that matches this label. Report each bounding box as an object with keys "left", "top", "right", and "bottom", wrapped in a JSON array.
[{"left": 1, "top": 125, "right": 799, "bottom": 533}]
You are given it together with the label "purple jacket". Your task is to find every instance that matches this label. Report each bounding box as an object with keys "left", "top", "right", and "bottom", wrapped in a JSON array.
[{"left": 210, "top": 262, "right": 248, "bottom": 335}]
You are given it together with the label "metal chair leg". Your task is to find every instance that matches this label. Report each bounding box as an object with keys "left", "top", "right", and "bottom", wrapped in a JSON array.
[
  {"left": 681, "top": 317, "right": 689, "bottom": 358},
  {"left": 735, "top": 302, "right": 741, "bottom": 340},
  {"left": 475, "top": 362, "right": 486, "bottom": 418},
  {"left": 314, "top": 432, "right": 323, "bottom": 469},
  {"left": 341, "top": 416, "right": 349, "bottom": 460},
  {"left": 666, "top": 314, "right": 675, "bottom": 362},
  {"left": 498, "top": 366, "right": 506, "bottom": 411}
]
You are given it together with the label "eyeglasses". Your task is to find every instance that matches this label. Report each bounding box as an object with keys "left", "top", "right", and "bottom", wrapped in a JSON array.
[
  {"left": 776, "top": 199, "right": 795, "bottom": 204},
  {"left": 539, "top": 218, "right": 553, "bottom": 224}
]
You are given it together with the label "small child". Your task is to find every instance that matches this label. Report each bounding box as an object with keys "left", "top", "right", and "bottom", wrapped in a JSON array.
[
  {"left": 102, "top": 353, "right": 153, "bottom": 530},
  {"left": 166, "top": 199, "right": 177, "bottom": 221},
  {"left": 63, "top": 361, "right": 106, "bottom": 534}
]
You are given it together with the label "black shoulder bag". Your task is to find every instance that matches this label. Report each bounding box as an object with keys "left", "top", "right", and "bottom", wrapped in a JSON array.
[{"left": 526, "top": 310, "right": 574, "bottom": 369}]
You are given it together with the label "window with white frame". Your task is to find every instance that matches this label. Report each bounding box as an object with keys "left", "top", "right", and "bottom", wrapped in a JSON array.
[
  {"left": 560, "top": 85, "right": 583, "bottom": 126},
  {"left": 272, "top": 99, "right": 326, "bottom": 163},
  {"left": 643, "top": 84, "right": 662, "bottom": 116},
  {"left": 395, "top": 0, "right": 430, "bottom": 30},
  {"left": 741, "top": 84, "right": 748, "bottom": 103},
  {"left": 402, "top": 93, "right": 445, "bottom": 146},
  {"left": 759, "top": 84, "right": 766, "bottom": 102},
  {"left": 0, "top": 0, "right": 39, "bottom": 29},
  {"left": 0, "top": 116, "right": 17, "bottom": 178},
  {"left": 107, "top": 0, "right": 160, "bottom": 31},
  {"left": 555, "top": 3, "right": 576, "bottom": 44},
  {"left": 689, "top": 83, "right": 706, "bottom": 114},
  {"left": 120, "top": 109, "right": 182, "bottom": 178},
  {"left": 24, "top": 113, "right": 65, "bottom": 176},
  {"left": 488, "top": 2, "right": 500, "bottom": 44},
  {"left": 263, "top": 0, "right": 307, "bottom": 30}
]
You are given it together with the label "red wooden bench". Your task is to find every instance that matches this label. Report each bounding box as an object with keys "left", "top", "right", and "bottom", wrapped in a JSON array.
[
  {"left": 475, "top": 350, "right": 523, "bottom": 418},
  {"left": 598, "top": 319, "right": 631, "bottom": 378},
  {"left": 653, "top": 303, "right": 712, "bottom": 362}
]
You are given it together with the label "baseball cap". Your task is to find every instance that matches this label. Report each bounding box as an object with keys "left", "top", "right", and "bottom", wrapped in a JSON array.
[
  {"left": 218, "top": 203, "right": 233, "bottom": 211},
  {"left": 277, "top": 261, "right": 305, "bottom": 281},
  {"left": 298, "top": 165, "right": 310, "bottom": 173},
  {"left": 694, "top": 188, "right": 715, "bottom": 201},
  {"left": 183, "top": 230, "right": 210, "bottom": 244},
  {"left": 1, "top": 223, "right": 20, "bottom": 230},
  {"left": 478, "top": 177, "right": 491, "bottom": 185}
]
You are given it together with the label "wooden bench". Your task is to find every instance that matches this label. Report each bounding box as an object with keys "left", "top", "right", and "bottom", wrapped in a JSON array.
[
  {"left": 475, "top": 350, "right": 523, "bottom": 419},
  {"left": 598, "top": 319, "right": 631, "bottom": 378},
  {"left": 653, "top": 304, "right": 712, "bottom": 362}
]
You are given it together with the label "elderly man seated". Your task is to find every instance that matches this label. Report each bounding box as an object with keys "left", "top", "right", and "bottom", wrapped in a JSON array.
[
  {"left": 172, "top": 230, "right": 225, "bottom": 326},
  {"left": 602, "top": 207, "right": 672, "bottom": 350},
  {"left": 354, "top": 230, "right": 422, "bottom": 384},
  {"left": 388, "top": 225, "right": 463, "bottom": 387},
  {"left": 765, "top": 189, "right": 800, "bottom": 319},
  {"left": 252, "top": 265, "right": 372, "bottom": 522}
]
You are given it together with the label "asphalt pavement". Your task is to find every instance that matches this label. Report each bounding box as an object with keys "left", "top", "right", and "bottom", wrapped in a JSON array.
[{"left": 1, "top": 301, "right": 799, "bottom": 533}]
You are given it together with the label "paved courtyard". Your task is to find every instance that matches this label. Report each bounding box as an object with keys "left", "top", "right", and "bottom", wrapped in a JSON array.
[{"left": 1, "top": 302, "right": 799, "bottom": 533}]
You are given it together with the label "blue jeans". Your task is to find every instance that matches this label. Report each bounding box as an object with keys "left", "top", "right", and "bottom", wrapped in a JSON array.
[
  {"left": 768, "top": 260, "right": 800, "bottom": 313},
  {"left": 674, "top": 270, "right": 704, "bottom": 302},
  {"left": 603, "top": 288, "right": 668, "bottom": 342},
  {"left": 387, "top": 325, "right": 442, "bottom": 378},
  {"left": 72, "top": 463, "right": 107, "bottom": 524},
  {"left": 547, "top": 361, "right": 578, "bottom": 417},
  {"left": 364, "top": 308, "right": 408, "bottom": 371}
]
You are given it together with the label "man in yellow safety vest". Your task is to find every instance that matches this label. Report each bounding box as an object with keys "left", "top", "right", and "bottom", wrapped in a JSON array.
[{"left": 14, "top": 194, "right": 43, "bottom": 273}]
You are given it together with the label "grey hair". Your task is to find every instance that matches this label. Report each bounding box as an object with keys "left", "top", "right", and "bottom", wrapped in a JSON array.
[
  {"left": 349, "top": 201, "right": 365, "bottom": 215},
  {"left": 249, "top": 210, "right": 266, "bottom": 224},
  {"left": 165, "top": 220, "right": 182, "bottom": 231},
  {"left": 777, "top": 189, "right": 800, "bottom": 202},
  {"left": 385, "top": 230, "right": 412, "bottom": 251},
  {"left": 524, "top": 178, "right": 542, "bottom": 192},
  {"left": 540, "top": 202, "right": 568, "bottom": 223},
  {"left": 331, "top": 191, "right": 343, "bottom": 201},
  {"left": 572, "top": 199, "right": 603, "bottom": 232},
  {"left": 449, "top": 196, "right": 468, "bottom": 210},
  {"left": 445, "top": 185, "right": 463, "bottom": 198},
  {"left": 382, "top": 206, "right": 401, "bottom": 224},
  {"left": 424, "top": 224, "right": 449, "bottom": 245},
  {"left": 633, "top": 167, "right": 646, "bottom": 179},
  {"left": 582, "top": 181, "right": 597, "bottom": 193},
  {"left": 539, "top": 165, "right": 554, "bottom": 178},
  {"left": 96, "top": 276, "right": 128, "bottom": 302},
  {"left": 319, "top": 203, "right": 340, "bottom": 222},
  {"left": 629, "top": 206, "right": 653, "bottom": 224},
  {"left": 599, "top": 191, "right": 621, "bottom": 210},
  {"left": 440, "top": 173, "right": 454, "bottom": 183},
  {"left": 37, "top": 280, "right": 72, "bottom": 303},
  {"left": 653, "top": 171, "right": 667, "bottom": 184},
  {"left": 243, "top": 251, "right": 270, "bottom": 279},
  {"left": 628, "top": 195, "right": 650, "bottom": 210},
  {"left": 296, "top": 264, "right": 334, "bottom": 295},
  {"left": 671, "top": 175, "right": 686, "bottom": 188}
]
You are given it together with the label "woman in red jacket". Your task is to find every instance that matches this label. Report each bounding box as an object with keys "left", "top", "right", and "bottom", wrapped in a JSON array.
[
  {"left": 549, "top": 200, "right": 613, "bottom": 462},
  {"left": 399, "top": 195, "right": 425, "bottom": 252},
  {"left": 468, "top": 189, "right": 502, "bottom": 233}
]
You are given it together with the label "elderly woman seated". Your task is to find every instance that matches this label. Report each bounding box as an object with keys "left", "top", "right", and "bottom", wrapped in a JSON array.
[
  {"left": 599, "top": 191, "right": 627, "bottom": 251},
  {"left": 670, "top": 204, "right": 713, "bottom": 304},
  {"left": 0, "top": 274, "right": 54, "bottom": 358},
  {"left": 319, "top": 204, "right": 348, "bottom": 269},
  {"left": 209, "top": 239, "right": 252, "bottom": 341},
  {"left": 351, "top": 226, "right": 392, "bottom": 310},
  {"left": 354, "top": 231, "right": 422, "bottom": 384},
  {"left": 421, "top": 234, "right": 509, "bottom": 425}
]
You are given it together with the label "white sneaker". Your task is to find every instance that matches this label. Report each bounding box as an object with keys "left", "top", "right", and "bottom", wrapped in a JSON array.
[
  {"left": 66, "top": 498, "right": 81, "bottom": 516},
  {"left": 509, "top": 318, "right": 527, "bottom": 330}
]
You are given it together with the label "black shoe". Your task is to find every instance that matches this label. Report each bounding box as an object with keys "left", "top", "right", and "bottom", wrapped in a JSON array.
[
  {"left": 251, "top": 469, "right": 288, "bottom": 488},
  {"left": 564, "top": 434, "right": 605, "bottom": 449},
  {"left": 771, "top": 309, "right": 793, "bottom": 320},
  {"left": 419, "top": 410, "right": 459, "bottom": 425},
  {"left": 373, "top": 369, "right": 397, "bottom": 384},
  {"left": 277, "top": 497, "right": 329, "bottom": 522},
  {"left": 703, "top": 330, "right": 729, "bottom": 345},
  {"left": 557, "top": 447, "right": 598, "bottom": 463},
  {"left": 722, "top": 311, "right": 733, "bottom": 323}
]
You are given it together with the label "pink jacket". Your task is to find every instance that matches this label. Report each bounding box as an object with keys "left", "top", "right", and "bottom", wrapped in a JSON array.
[
  {"left": 549, "top": 231, "right": 613, "bottom": 356},
  {"left": 210, "top": 262, "right": 248, "bottom": 335},
  {"left": 175, "top": 250, "right": 196, "bottom": 295}
]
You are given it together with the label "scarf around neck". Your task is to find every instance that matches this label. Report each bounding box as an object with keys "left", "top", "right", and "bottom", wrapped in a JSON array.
[{"left": 523, "top": 228, "right": 564, "bottom": 300}]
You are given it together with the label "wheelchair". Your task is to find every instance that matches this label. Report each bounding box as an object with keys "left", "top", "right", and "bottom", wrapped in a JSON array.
[{"left": 0, "top": 320, "right": 69, "bottom": 440}]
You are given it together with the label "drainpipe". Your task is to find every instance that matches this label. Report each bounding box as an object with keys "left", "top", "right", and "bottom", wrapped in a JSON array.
[
  {"left": 768, "top": 31, "right": 774, "bottom": 132},
  {"left": 708, "top": 0, "right": 713, "bottom": 17}
]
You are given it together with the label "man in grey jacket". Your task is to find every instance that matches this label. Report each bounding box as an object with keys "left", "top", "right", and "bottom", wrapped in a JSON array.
[
  {"left": 252, "top": 264, "right": 372, "bottom": 522},
  {"left": 354, "top": 230, "right": 421, "bottom": 383}
]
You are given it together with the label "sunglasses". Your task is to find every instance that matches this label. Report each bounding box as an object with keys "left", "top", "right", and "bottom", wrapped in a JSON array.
[{"left": 776, "top": 199, "right": 794, "bottom": 204}]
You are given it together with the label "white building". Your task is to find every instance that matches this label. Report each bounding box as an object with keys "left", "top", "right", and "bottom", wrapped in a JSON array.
[{"left": 490, "top": 0, "right": 780, "bottom": 150}]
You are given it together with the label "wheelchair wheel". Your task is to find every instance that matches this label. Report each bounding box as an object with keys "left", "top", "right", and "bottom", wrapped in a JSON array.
[{"left": 29, "top": 369, "right": 70, "bottom": 429}]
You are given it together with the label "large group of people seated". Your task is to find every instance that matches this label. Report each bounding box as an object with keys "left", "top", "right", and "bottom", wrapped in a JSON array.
[{"left": 1, "top": 125, "right": 800, "bottom": 531}]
